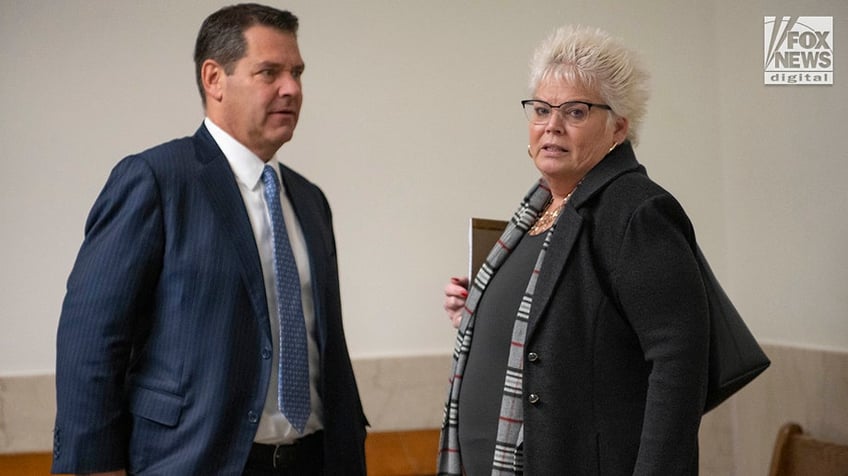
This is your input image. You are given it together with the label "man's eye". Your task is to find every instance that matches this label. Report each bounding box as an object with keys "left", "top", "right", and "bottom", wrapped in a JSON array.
[{"left": 257, "top": 69, "right": 276, "bottom": 80}]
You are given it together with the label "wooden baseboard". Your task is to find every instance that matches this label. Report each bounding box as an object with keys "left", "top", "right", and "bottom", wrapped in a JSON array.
[
  {"left": 0, "top": 429, "right": 441, "bottom": 476},
  {"left": 366, "top": 429, "right": 440, "bottom": 475},
  {"left": 0, "top": 453, "right": 58, "bottom": 476}
]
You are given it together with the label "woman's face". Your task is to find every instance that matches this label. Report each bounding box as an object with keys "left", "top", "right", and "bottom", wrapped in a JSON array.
[{"left": 528, "top": 77, "right": 628, "bottom": 189}]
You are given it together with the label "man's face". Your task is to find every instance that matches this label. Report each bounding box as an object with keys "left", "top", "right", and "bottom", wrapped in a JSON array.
[{"left": 214, "top": 25, "right": 304, "bottom": 161}]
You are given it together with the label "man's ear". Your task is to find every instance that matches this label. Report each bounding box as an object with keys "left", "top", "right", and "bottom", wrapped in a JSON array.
[{"left": 201, "top": 59, "right": 225, "bottom": 103}]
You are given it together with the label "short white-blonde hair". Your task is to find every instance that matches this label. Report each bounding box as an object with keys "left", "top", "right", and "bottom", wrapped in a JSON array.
[{"left": 529, "top": 25, "right": 650, "bottom": 146}]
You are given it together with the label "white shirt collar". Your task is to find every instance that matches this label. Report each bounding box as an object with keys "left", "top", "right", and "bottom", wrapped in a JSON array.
[{"left": 204, "top": 117, "right": 280, "bottom": 191}]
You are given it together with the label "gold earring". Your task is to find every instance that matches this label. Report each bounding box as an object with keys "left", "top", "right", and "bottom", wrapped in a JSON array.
[
  {"left": 527, "top": 145, "right": 533, "bottom": 157},
  {"left": 608, "top": 142, "right": 617, "bottom": 153}
]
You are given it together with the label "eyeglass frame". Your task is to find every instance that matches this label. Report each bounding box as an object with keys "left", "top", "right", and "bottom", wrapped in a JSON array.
[{"left": 520, "top": 99, "right": 613, "bottom": 125}]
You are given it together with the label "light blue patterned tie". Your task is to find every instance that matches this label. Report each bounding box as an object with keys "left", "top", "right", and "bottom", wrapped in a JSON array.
[{"left": 261, "top": 165, "right": 311, "bottom": 433}]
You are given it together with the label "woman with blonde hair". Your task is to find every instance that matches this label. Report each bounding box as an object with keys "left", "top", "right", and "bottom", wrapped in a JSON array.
[{"left": 439, "top": 25, "right": 708, "bottom": 475}]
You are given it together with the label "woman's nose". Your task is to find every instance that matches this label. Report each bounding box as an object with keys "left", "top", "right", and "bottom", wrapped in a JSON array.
[{"left": 545, "top": 110, "right": 566, "bottom": 134}]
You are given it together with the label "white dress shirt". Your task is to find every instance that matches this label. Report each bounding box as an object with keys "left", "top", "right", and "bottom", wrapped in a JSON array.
[{"left": 205, "top": 118, "right": 324, "bottom": 444}]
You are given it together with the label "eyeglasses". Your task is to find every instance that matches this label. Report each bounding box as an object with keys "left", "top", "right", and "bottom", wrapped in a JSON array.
[{"left": 521, "top": 99, "right": 612, "bottom": 126}]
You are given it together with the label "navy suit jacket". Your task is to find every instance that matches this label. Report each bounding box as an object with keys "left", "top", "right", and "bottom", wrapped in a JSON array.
[{"left": 53, "top": 125, "right": 367, "bottom": 474}]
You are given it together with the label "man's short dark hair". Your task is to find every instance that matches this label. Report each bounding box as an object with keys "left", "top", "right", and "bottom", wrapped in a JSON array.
[{"left": 193, "top": 3, "right": 299, "bottom": 106}]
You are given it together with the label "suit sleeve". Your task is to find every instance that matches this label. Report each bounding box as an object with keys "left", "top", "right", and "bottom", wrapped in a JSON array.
[
  {"left": 611, "top": 193, "right": 710, "bottom": 475},
  {"left": 53, "top": 156, "right": 164, "bottom": 473}
]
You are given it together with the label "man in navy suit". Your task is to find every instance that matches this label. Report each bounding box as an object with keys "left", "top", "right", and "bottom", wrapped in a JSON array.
[{"left": 52, "top": 4, "right": 367, "bottom": 475}]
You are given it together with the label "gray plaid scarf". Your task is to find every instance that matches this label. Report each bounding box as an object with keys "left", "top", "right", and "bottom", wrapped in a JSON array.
[{"left": 437, "top": 179, "right": 558, "bottom": 475}]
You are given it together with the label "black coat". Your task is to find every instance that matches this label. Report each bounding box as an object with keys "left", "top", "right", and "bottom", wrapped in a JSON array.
[{"left": 521, "top": 142, "right": 709, "bottom": 475}]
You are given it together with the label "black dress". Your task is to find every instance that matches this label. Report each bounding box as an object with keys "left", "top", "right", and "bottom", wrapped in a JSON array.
[{"left": 458, "top": 231, "right": 546, "bottom": 475}]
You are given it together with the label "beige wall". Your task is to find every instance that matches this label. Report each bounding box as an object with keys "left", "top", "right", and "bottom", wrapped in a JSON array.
[
  {"left": 1, "top": 0, "right": 846, "bottom": 473},
  {"left": 5, "top": 0, "right": 846, "bottom": 373}
]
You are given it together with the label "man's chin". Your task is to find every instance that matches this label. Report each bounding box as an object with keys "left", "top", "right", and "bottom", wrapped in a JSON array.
[
  {"left": 267, "top": 122, "right": 295, "bottom": 139},
  {"left": 264, "top": 131, "right": 294, "bottom": 152}
]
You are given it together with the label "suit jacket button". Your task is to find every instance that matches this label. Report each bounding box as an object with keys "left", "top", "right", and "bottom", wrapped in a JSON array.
[
  {"left": 248, "top": 411, "right": 259, "bottom": 423},
  {"left": 527, "top": 352, "right": 539, "bottom": 362},
  {"left": 528, "top": 393, "right": 540, "bottom": 404},
  {"left": 261, "top": 347, "right": 272, "bottom": 359}
]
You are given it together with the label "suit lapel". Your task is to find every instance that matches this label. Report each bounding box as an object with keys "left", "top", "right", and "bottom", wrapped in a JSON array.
[
  {"left": 193, "top": 125, "right": 271, "bottom": 339},
  {"left": 278, "top": 165, "right": 329, "bottom": 351}
]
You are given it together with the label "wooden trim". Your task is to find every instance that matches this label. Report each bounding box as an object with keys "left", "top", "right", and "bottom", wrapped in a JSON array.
[
  {"left": 366, "top": 429, "right": 440, "bottom": 475},
  {"left": 0, "top": 429, "right": 441, "bottom": 476},
  {"left": 0, "top": 452, "right": 61, "bottom": 476}
]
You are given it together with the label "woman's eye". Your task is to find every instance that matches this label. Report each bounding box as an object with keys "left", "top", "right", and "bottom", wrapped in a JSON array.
[{"left": 566, "top": 107, "right": 587, "bottom": 119}]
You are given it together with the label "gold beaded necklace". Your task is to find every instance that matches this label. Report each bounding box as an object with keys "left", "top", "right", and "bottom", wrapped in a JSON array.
[{"left": 528, "top": 186, "right": 579, "bottom": 236}]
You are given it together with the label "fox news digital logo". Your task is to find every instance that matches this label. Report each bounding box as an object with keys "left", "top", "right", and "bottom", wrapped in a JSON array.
[{"left": 764, "top": 16, "right": 833, "bottom": 85}]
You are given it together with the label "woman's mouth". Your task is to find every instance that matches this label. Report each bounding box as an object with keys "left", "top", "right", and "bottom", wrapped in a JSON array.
[{"left": 541, "top": 143, "right": 568, "bottom": 153}]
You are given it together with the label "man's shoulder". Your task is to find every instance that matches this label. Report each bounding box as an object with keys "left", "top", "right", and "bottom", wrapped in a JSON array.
[
  {"left": 133, "top": 134, "right": 200, "bottom": 164},
  {"left": 118, "top": 129, "right": 216, "bottom": 175}
]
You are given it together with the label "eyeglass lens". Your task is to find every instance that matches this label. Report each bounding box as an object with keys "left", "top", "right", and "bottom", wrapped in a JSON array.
[{"left": 523, "top": 101, "right": 592, "bottom": 125}]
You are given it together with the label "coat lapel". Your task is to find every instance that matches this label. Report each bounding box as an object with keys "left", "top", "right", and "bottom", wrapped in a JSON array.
[
  {"left": 526, "top": 206, "right": 582, "bottom": 340},
  {"left": 193, "top": 125, "right": 271, "bottom": 339},
  {"left": 526, "top": 142, "right": 642, "bottom": 340}
]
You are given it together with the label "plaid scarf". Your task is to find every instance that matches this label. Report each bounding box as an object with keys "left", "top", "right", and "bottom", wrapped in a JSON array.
[{"left": 437, "top": 179, "right": 556, "bottom": 475}]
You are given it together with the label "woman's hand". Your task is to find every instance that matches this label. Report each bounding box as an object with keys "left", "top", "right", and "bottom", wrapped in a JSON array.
[{"left": 443, "top": 276, "right": 469, "bottom": 329}]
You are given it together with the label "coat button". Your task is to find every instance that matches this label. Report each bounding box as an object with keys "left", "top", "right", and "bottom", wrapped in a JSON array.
[
  {"left": 248, "top": 411, "right": 259, "bottom": 423},
  {"left": 528, "top": 352, "right": 539, "bottom": 362},
  {"left": 528, "top": 393, "right": 540, "bottom": 404},
  {"left": 261, "top": 347, "right": 272, "bottom": 359}
]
